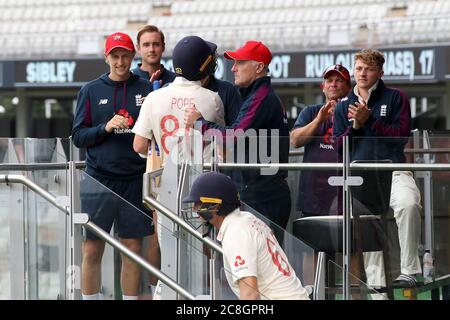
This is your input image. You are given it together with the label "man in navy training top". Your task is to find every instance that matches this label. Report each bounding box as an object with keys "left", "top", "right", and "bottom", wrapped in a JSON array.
[
  {"left": 72, "top": 32, "right": 153, "bottom": 300},
  {"left": 333, "top": 49, "right": 422, "bottom": 289},
  {"left": 290, "top": 64, "right": 351, "bottom": 216},
  {"left": 132, "top": 25, "right": 176, "bottom": 87},
  {"left": 184, "top": 40, "right": 291, "bottom": 244}
]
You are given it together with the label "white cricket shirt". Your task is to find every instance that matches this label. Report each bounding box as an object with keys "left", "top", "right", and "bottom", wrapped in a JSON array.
[
  {"left": 132, "top": 76, "right": 225, "bottom": 163},
  {"left": 217, "top": 209, "right": 310, "bottom": 300}
]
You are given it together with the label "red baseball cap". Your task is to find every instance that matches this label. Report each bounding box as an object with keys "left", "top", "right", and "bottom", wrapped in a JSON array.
[
  {"left": 105, "top": 32, "right": 135, "bottom": 56},
  {"left": 323, "top": 64, "right": 351, "bottom": 83},
  {"left": 224, "top": 40, "right": 272, "bottom": 65}
]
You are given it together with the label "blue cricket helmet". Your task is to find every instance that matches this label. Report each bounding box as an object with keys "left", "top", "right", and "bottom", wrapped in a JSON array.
[
  {"left": 182, "top": 172, "right": 240, "bottom": 212},
  {"left": 172, "top": 36, "right": 217, "bottom": 81}
]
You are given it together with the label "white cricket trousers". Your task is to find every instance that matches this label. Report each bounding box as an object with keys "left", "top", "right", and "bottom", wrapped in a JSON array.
[{"left": 364, "top": 171, "right": 422, "bottom": 286}]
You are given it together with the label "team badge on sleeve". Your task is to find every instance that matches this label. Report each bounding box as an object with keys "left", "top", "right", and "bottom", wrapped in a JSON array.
[
  {"left": 234, "top": 256, "right": 246, "bottom": 267},
  {"left": 135, "top": 94, "right": 145, "bottom": 107}
]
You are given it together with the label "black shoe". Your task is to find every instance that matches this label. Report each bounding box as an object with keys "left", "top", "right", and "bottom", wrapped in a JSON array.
[{"left": 392, "top": 274, "right": 418, "bottom": 288}]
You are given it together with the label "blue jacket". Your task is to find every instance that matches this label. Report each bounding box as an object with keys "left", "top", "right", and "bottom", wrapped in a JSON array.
[
  {"left": 72, "top": 72, "right": 151, "bottom": 178},
  {"left": 131, "top": 64, "right": 176, "bottom": 88},
  {"left": 199, "top": 76, "right": 290, "bottom": 203},
  {"left": 205, "top": 76, "right": 242, "bottom": 126},
  {"left": 333, "top": 79, "right": 411, "bottom": 163}
]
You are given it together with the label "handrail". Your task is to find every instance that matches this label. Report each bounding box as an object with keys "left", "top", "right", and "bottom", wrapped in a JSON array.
[
  {"left": 1, "top": 161, "right": 449, "bottom": 172},
  {"left": 0, "top": 145, "right": 448, "bottom": 170},
  {"left": 0, "top": 174, "right": 195, "bottom": 300},
  {"left": 0, "top": 149, "right": 445, "bottom": 169},
  {"left": 143, "top": 172, "right": 223, "bottom": 255},
  {"left": 289, "top": 147, "right": 450, "bottom": 157},
  {"left": 204, "top": 162, "right": 450, "bottom": 171},
  {"left": 0, "top": 161, "right": 86, "bottom": 171},
  {"left": 83, "top": 221, "right": 195, "bottom": 300},
  {"left": 0, "top": 174, "right": 70, "bottom": 215}
]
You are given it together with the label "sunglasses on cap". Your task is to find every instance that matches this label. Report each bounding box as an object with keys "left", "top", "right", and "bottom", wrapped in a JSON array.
[{"left": 323, "top": 64, "right": 351, "bottom": 82}]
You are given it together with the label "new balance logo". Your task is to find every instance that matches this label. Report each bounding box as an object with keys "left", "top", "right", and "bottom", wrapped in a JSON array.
[{"left": 98, "top": 99, "right": 108, "bottom": 105}]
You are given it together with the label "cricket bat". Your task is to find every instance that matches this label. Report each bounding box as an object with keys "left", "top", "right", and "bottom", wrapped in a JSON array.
[{"left": 146, "top": 138, "right": 162, "bottom": 190}]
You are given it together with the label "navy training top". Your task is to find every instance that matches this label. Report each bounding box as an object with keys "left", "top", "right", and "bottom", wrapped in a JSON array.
[
  {"left": 293, "top": 104, "right": 342, "bottom": 215},
  {"left": 333, "top": 79, "right": 411, "bottom": 163},
  {"left": 72, "top": 72, "right": 151, "bottom": 179},
  {"left": 205, "top": 76, "right": 242, "bottom": 126},
  {"left": 199, "top": 76, "right": 290, "bottom": 203}
]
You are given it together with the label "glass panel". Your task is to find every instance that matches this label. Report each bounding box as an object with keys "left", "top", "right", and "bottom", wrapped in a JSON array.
[
  {"left": 182, "top": 133, "right": 316, "bottom": 299},
  {"left": 288, "top": 135, "right": 342, "bottom": 286},
  {"left": 348, "top": 136, "right": 403, "bottom": 291},
  {"left": 0, "top": 138, "right": 17, "bottom": 299},
  {"left": 350, "top": 135, "right": 443, "bottom": 292},
  {"left": 289, "top": 136, "right": 342, "bottom": 217},
  {"left": 78, "top": 167, "right": 268, "bottom": 300},
  {"left": 181, "top": 161, "right": 224, "bottom": 299},
  {"left": 0, "top": 138, "right": 69, "bottom": 300},
  {"left": 0, "top": 179, "right": 68, "bottom": 300},
  {"left": 2, "top": 131, "right": 447, "bottom": 300},
  {"left": 327, "top": 259, "right": 386, "bottom": 300},
  {"left": 77, "top": 170, "right": 155, "bottom": 300},
  {"left": 25, "top": 138, "right": 69, "bottom": 300},
  {"left": 425, "top": 133, "right": 450, "bottom": 282},
  {"left": 0, "top": 167, "right": 20, "bottom": 299}
]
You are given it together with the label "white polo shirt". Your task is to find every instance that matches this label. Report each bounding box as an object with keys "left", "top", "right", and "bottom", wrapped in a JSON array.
[
  {"left": 132, "top": 76, "right": 225, "bottom": 163},
  {"left": 217, "top": 209, "right": 310, "bottom": 300}
]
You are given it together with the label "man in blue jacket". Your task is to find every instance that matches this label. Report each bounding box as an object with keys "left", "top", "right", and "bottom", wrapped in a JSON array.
[
  {"left": 333, "top": 49, "right": 422, "bottom": 289},
  {"left": 290, "top": 64, "right": 351, "bottom": 216},
  {"left": 72, "top": 32, "right": 153, "bottom": 300},
  {"left": 132, "top": 25, "right": 176, "bottom": 87},
  {"left": 184, "top": 41, "right": 291, "bottom": 244}
]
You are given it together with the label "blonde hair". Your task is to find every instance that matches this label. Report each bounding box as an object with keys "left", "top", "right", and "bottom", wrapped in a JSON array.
[{"left": 354, "top": 49, "right": 385, "bottom": 70}]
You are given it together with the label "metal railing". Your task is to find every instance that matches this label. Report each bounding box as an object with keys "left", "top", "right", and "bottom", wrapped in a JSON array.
[
  {"left": 0, "top": 161, "right": 86, "bottom": 171},
  {"left": 82, "top": 219, "right": 195, "bottom": 300},
  {"left": 1, "top": 139, "right": 449, "bottom": 300},
  {"left": 204, "top": 162, "right": 450, "bottom": 171},
  {"left": 289, "top": 147, "right": 450, "bottom": 157},
  {"left": 0, "top": 171, "right": 195, "bottom": 300},
  {"left": 0, "top": 174, "right": 70, "bottom": 215},
  {"left": 143, "top": 170, "right": 223, "bottom": 255}
]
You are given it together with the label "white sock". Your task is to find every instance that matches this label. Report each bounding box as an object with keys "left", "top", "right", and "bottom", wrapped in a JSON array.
[
  {"left": 82, "top": 293, "right": 100, "bottom": 300},
  {"left": 122, "top": 295, "right": 138, "bottom": 300}
]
